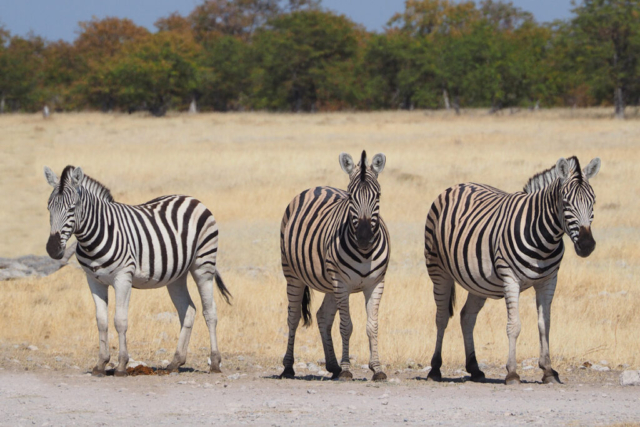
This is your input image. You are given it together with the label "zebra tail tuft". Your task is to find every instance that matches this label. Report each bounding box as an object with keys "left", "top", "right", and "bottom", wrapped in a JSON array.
[
  {"left": 448, "top": 284, "right": 456, "bottom": 318},
  {"left": 302, "top": 286, "right": 312, "bottom": 327},
  {"left": 215, "top": 271, "right": 232, "bottom": 305}
]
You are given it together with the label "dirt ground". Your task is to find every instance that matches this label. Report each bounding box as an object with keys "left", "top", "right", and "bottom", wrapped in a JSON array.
[{"left": 1, "top": 362, "right": 638, "bottom": 426}]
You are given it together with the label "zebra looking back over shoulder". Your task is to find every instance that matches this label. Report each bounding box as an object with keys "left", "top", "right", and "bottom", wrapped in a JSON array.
[
  {"left": 424, "top": 156, "right": 601, "bottom": 385},
  {"left": 44, "top": 165, "right": 231, "bottom": 377},
  {"left": 279, "top": 150, "right": 390, "bottom": 381}
]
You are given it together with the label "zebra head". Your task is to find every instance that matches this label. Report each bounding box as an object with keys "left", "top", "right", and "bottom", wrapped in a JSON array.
[
  {"left": 555, "top": 157, "right": 601, "bottom": 258},
  {"left": 44, "top": 165, "right": 84, "bottom": 260},
  {"left": 339, "top": 150, "right": 386, "bottom": 251}
]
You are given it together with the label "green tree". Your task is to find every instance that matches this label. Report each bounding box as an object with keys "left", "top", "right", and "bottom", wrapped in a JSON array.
[
  {"left": 571, "top": 0, "right": 640, "bottom": 118},
  {"left": 0, "top": 35, "right": 46, "bottom": 112},
  {"left": 250, "top": 10, "right": 360, "bottom": 111},
  {"left": 107, "top": 32, "right": 201, "bottom": 115}
]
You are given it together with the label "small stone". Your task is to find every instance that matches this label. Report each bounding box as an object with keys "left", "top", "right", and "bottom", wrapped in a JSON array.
[
  {"left": 360, "top": 364, "right": 369, "bottom": 370},
  {"left": 599, "top": 360, "right": 608, "bottom": 366},
  {"left": 55, "top": 356, "right": 63, "bottom": 363},
  {"left": 591, "top": 364, "right": 610, "bottom": 372},
  {"left": 522, "top": 365, "right": 534, "bottom": 371},
  {"left": 227, "top": 373, "right": 241, "bottom": 380},
  {"left": 524, "top": 387, "right": 534, "bottom": 391},
  {"left": 317, "top": 358, "right": 326, "bottom": 365},
  {"left": 307, "top": 389, "right": 317, "bottom": 394},
  {"left": 317, "top": 370, "right": 328, "bottom": 376},
  {"left": 265, "top": 400, "right": 277, "bottom": 408},
  {"left": 178, "top": 381, "right": 187, "bottom": 385},
  {"left": 161, "top": 359, "right": 170, "bottom": 368},
  {"left": 237, "top": 356, "right": 245, "bottom": 361},
  {"left": 71, "top": 365, "right": 80, "bottom": 370},
  {"left": 296, "top": 362, "right": 306, "bottom": 369},
  {"left": 27, "top": 345, "right": 38, "bottom": 351},
  {"left": 620, "top": 370, "right": 640, "bottom": 386},
  {"left": 379, "top": 394, "right": 389, "bottom": 399},
  {"left": 57, "top": 383, "right": 67, "bottom": 387},
  {"left": 156, "top": 348, "right": 166, "bottom": 354},
  {"left": 307, "top": 362, "right": 320, "bottom": 372}
]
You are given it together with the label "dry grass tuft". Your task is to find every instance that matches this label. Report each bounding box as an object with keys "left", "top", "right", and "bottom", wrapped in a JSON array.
[{"left": 0, "top": 109, "right": 638, "bottom": 371}]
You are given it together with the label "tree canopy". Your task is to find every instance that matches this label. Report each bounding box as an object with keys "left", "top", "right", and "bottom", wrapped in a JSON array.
[{"left": 1, "top": 0, "right": 639, "bottom": 117}]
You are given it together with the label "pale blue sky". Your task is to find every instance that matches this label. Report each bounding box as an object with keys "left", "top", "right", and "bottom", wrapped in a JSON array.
[{"left": 0, "top": 0, "right": 574, "bottom": 42}]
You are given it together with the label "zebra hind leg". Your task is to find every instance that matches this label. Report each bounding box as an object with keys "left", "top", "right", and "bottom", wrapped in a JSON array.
[
  {"left": 166, "top": 276, "right": 196, "bottom": 373},
  {"left": 280, "top": 280, "right": 305, "bottom": 379},
  {"left": 427, "top": 268, "right": 455, "bottom": 382},
  {"left": 460, "top": 293, "right": 487, "bottom": 382},
  {"left": 191, "top": 267, "right": 222, "bottom": 374},
  {"left": 535, "top": 278, "right": 561, "bottom": 384},
  {"left": 317, "top": 293, "right": 341, "bottom": 379}
]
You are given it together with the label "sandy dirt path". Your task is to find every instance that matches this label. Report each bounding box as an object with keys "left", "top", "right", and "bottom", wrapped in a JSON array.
[{"left": 1, "top": 365, "right": 639, "bottom": 426}]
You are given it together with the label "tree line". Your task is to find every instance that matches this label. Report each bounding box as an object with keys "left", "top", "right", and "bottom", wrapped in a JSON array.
[{"left": 1, "top": 0, "right": 639, "bottom": 118}]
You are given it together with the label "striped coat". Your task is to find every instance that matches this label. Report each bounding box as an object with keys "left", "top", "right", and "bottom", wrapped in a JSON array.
[
  {"left": 424, "top": 157, "right": 600, "bottom": 385},
  {"left": 279, "top": 151, "right": 390, "bottom": 381},
  {"left": 44, "top": 165, "right": 230, "bottom": 377}
]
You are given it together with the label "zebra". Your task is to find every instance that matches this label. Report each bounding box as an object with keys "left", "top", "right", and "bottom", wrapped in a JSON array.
[
  {"left": 279, "top": 151, "right": 390, "bottom": 381},
  {"left": 424, "top": 156, "right": 601, "bottom": 385},
  {"left": 43, "top": 165, "right": 231, "bottom": 377}
]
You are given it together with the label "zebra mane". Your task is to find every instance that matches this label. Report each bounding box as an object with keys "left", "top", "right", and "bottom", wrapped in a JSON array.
[
  {"left": 60, "top": 165, "right": 114, "bottom": 202},
  {"left": 523, "top": 156, "right": 582, "bottom": 194},
  {"left": 360, "top": 150, "right": 367, "bottom": 182}
]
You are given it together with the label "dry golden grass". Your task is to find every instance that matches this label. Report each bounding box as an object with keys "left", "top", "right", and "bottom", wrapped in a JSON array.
[{"left": 0, "top": 109, "right": 638, "bottom": 372}]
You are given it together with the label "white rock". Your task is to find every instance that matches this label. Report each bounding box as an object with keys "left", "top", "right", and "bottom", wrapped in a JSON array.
[
  {"left": 591, "top": 364, "right": 610, "bottom": 372},
  {"left": 307, "top": 362, "right": 320, "bottom": 372},
  {"left": 27, "top": 345, "right": 38, "bottom": 351},
  {"left": 296, "top": 362, "right": 307, "bottom": 369},
  {"left": 307, "top": 389, "right": 317, "bottom": 394},
  {"left": 161, "top": 359, "right": 170, "bottom": 367},
  {"left": 522, "top": 365, "right": 534, "bottom": 370},
  {"left": 265, "top": 400, "right": 278, "bottom": 408},
  {"left": 317, "top": 370, "right": 328, "bottom": 376},
  {"left": 599, "top": 360, "right": 608, "bottom": 366},
  {"left": 620, "top": 370, "right": 640, "bottom": 386},
  {"left": 317, "top": 358, "right": 326, "bottom": 365},
  {"left": 227, "top": 373, "right": 241, "bottom": 380},
  {"left": 360, "top": 364, "right": 369, "bottom": 370},
  {"left": 237, "top": 356, "right": 245, "bottom": 361}
]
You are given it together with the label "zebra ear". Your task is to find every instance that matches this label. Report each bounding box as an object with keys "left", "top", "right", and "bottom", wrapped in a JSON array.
[
  {"left": 339, "top": 153, "right": 355, "bottom": 175},
  {"left": 370, "top": 153, "right": 386, "bottom": 175},
  {"left": 556, "top": 158, "right": 570, "bottom": 182},
  {"left": 583, "top": 157, "right": 601, "bottom": 180},
  {"left": 70, "top": 167, "right": 84, "bottom": 188},
  {"left": 44, "top": 166, "right": 59, "bottom": 188}
]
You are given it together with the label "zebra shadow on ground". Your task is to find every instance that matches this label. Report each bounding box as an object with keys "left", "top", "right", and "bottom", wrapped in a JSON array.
[
  {"left": 263, "top": 374, "right": 368, "bottom": 382},
  {"left": 412, "top": 375, "right": 513, "bottom": 385}
]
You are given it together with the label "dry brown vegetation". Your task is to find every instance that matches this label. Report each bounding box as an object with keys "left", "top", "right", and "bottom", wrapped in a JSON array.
[{"left": 0, "top": 109, "right": 638, "bottom": 373}]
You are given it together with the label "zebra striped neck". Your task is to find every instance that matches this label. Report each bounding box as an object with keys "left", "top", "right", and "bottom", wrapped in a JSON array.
[
  {"left": 73, "top": 185, "right": 115, "bottom": 244},
  {"left": 538, "top": 178, "right": 565, "bottom": 242}
]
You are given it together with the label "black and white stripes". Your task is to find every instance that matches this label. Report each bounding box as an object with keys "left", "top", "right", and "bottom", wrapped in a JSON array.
[
  {"left": 423, "top": 156, "right": 601, "bottom": 385},
  {"left": 279, "top": 151, "right": 390, "bottom": 381},
  {"left": 44, "top": 165, "right": 230, "bottom": 377}
]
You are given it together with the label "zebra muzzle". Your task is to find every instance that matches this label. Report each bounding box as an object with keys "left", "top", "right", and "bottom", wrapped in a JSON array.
[
  {"left": 46, "top": 233, "right": 65, "bottom": 260},
  {"left": 574, "top": 226, "right": 596, "bottom": 258},
  {"left": 356, "top": 219, "right": 374, "bottom": 250}
]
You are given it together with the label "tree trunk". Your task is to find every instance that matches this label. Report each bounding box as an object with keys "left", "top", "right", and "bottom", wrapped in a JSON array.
[
  {"left": 453, "top": 95, "right": 460, "bottom": 115},
  {"left": 443, "top": 88, "right": 450, "bottom": 110},
  {"left": 188, "top": 96, "right": 197, "bottom": 114},
  {"left": 614, "top": 87, "right": 625, "bottom": 119},
  {"left": 0, "top": 95, "right": 4, "bottom": 113}
]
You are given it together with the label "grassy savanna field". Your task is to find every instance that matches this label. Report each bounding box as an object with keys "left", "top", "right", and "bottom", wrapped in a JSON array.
[{"left": 1, "top": 109, "right": 639, "bottom": 376}]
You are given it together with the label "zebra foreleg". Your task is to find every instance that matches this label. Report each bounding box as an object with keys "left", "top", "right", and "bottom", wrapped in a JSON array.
[
  {"left": 335, "top": 286, "right": 354, "bottom": 380},
  {"left": 364, "top": 281, "right": 387, "bottom": 381},
  {"left": 460, "top": 293, "right": 487, "bottom": 382},
  {"left": 87, "top": 276, "right": 109, "bottom": 377},
  {"left": 427, "top": 271, "right": 455, "bottom": 382},
  {"left": 192, "top": 268, "right": 222, "bottom": 374},
  {"left": 535, "top": 278, "right": 561, "bottom": 384},
  {"left": 113, "top": 274, "right": 133, "bottom": 377},
  {"left": 504, "top": 278, "right": 522, "bottom": 385},
  {"left": 280, "top": 281, "right": 304, "bottom": 379},
  {"left": 166, "top": 276, "right": 196, "bottom": 373},
  {"left": 317, "top": 293, "right": 341, "bottom": 378}
]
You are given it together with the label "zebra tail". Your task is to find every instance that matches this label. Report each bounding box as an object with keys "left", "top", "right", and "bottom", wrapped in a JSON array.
[
  {"left": 302, "top": 286, "right": 312, "bottom": 327},
  {"left": 214, "top": 271, "right": 232, "bottom": 305},
  {"left": 448, "top": 284, "right": 456, "bottom": 318}
]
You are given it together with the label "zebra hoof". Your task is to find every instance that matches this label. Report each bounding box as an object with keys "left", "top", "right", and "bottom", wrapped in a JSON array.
[
  {"left": 505, "top": 372, "right": 521, "bottom": 385},
  {"left": 426, "top": 369, "right": 442, "bottom": 382},
  {"left": 279, "top": 367, "right": 295, "bottom": 379},
  {"left": 469, "top": 371, "right": 486, "bottom": 382},
  {"left": 372, "top": 371, "right": 387, "bottom": 382},
  {"left": 338, "top": 370, "right": 353, "bottom": 381},
  {"left": 209, "top": 352, "right": 222, "bottom": 374},
  {"left": 91, "top": 367, "right": 106, "bottom": 377},
  {"left": 114, "top": 369, "right": 128, "bottom": 378},
  {"left": 542, "top": 369, "right": 561, "bottom": 384},
  {"left": 329, "top": 367, "right": 342, "bottom": 380}
]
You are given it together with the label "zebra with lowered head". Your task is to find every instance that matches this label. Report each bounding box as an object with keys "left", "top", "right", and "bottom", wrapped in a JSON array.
[
  {"left": 280, "top": 151, "right": 390, "bottom": 381},
  {"left": 424, "top": 156, "right": 601, "bottom": 385},
  {"left": 44, "top": 165, "right": 231, "bottom": 377}
]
